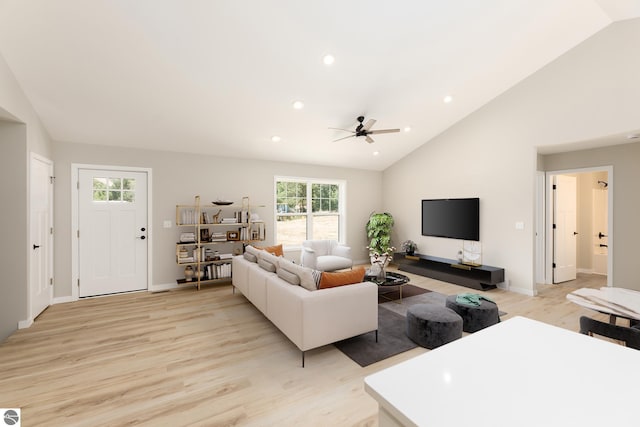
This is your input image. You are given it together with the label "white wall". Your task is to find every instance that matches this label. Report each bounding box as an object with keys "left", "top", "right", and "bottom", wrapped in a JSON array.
[
  {"left": 383, "top": 18, "right": 640, "bottom": 295},
  {"left": 0, "top": 53, "right": 53, "bottom": 341},
  {"left": 52, "top": 141, "right": 382, "bottom": 297}
]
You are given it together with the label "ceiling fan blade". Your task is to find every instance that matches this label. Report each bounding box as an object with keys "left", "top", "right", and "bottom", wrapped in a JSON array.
[
  {"left": 365, "top": 135, "right": 375, "bottom": 144},
  {"left": 362, "top": 119, "right": 376, "bottom": 131},
  {"left": 333, "top": 135, "right": 355, "bottom": 142},
  {"left": 328, "top": 127, "right": 355, "bottom": 133},
  {"left": 368, "top": 128, "right": 400, "bottom": 135}
]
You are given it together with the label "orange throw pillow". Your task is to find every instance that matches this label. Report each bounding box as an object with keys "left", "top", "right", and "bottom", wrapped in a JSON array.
[
  {"left": 318, "top": 267, "right": 366, "bottom": 289},
  {"left": 255, "top": 243, "right": 284, "bottom": 257}
]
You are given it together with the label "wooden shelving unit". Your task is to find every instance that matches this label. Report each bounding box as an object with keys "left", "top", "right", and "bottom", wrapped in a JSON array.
[{"left": 175, "top": 195, "right": 265, "bottom": 290}]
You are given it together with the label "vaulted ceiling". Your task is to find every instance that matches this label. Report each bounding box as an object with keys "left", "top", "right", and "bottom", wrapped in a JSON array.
[{"left": 1, "top": 1, "right": 639, "bottom": 170}]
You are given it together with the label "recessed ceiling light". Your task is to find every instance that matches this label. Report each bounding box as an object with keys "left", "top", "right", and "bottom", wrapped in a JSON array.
[
  {"left": 271, "top": 136, "right": 281, "bottom": 142},
  {"left": 373, "top": 151, "right": 380, "bottom": 156},
  {"left": 323, "top": 54, "right": 335, "bottom": 65},
  {"left": 292, "top": 100, "right": 304, "bottom": 110},
  {"left": 443, "top": 95, "right": 453, "bottom": 103},
  {"left": 627, "top": 133, "right": 639, "bottom": 139},
  {"left": 404, "top": 126, "right": 411, "bottom": 132}
]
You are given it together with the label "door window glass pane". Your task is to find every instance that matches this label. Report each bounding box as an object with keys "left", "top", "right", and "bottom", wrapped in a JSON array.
[{"left": 92, "top": 177, "right": 135, "bottom": 202}]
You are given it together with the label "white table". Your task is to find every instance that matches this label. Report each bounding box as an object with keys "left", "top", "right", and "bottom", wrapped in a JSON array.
[
  {"left": 566, "top": 287, "right": 640, "bottom": 323},
  {"left": 364, "top": 316, "right": 640, "bottom": 427}
]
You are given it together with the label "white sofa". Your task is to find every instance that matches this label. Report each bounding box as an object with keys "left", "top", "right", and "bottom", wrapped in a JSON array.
[
  {"left": 232, "top": 250, "right": 378, "bottom": 366},
  {"left": 300, "top": 239, "right": 353, "bottom": 271}
]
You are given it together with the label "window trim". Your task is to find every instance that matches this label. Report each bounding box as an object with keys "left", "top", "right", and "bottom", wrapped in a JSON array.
[{"left": 274, "top": 176, "right": 347, "bottom": 249}]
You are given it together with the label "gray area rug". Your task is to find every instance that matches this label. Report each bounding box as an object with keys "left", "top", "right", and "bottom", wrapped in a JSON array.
[
  {"left": 334, "top": 305, "right": 418, "bottom": 367},
  {"left": 335, "top": 291, "right": 506, "bottom": 367}
]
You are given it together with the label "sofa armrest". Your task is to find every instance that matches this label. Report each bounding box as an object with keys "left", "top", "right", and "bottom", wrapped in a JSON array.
[{"left": 300, "top": 282, "right": 378, "bottom": 351}]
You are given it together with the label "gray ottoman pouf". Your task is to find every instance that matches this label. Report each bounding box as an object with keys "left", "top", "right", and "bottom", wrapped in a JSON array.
[
  {"left": 445, "top": 294, "right": 500, "bottom": 333},
  {"left": 406, "top": 303, "right": 463, "bottom": 349}
]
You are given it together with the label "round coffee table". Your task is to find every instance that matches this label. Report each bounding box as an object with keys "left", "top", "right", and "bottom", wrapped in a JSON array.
[{"left": 365, "top": 271, "right": 410, "bottom": 303}]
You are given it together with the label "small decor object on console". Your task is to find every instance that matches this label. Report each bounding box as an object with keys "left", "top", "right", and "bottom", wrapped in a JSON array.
[
  {"left": 462, "top": 241, "right": 482, "bottom": 266},
  {"left": 400, "top": 240, "right": 417, "bottom": 256}
]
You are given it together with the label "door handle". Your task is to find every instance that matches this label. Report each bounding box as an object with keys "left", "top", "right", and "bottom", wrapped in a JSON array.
[
  {"left": 33, "top": 244, "right": 41, "bottom": 250},
  {"left": 573, "top": 232, "right": 579, "bottom": 235}
]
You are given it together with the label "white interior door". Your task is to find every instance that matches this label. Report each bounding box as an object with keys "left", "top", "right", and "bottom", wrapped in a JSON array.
[
  {"left": 79, "top": 169, "right": 148, "bottom": 297},
  {"left": 553, "top": 175, "right": 577, "bottom": 283},
  {"left": 30, "top": 154, "right": 53, "bottom": 318}
]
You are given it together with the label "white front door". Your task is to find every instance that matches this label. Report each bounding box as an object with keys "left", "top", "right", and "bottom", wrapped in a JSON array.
[
  {"left": 553, "top": 175, "right": 577, "bottom": 283},
  {"left": 30, "top": 154, "right": 53, "bottom": 318},
  {"left": 78, "top": 169, "right": 148, "bottom": 297}
]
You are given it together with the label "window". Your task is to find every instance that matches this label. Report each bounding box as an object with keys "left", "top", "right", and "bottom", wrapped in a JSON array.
[
  {"left": 93, "top": 177, "right": 136, "bottom": 202},
  {"left": 275, "top": 177, "right": 345, "bottom": 247}
]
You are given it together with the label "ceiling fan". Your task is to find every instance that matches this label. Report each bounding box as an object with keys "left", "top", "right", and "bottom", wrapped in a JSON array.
[{"left": 330, "top": 116, "right": 400, "bottom": 144}]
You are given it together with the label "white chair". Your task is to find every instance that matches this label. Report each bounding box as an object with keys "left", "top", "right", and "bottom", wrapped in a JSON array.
[{"left": 300, "top": 240, "right": 353, "bottom": 272}]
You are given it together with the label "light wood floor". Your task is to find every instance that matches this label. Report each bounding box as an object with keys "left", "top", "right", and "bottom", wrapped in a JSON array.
[{"left": 0, "top": 269, "right": 609, "bottom": 426}]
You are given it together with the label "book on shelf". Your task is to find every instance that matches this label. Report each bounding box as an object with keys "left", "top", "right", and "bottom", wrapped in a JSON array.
[
  {"left": 179, "top": 232, "right": 196, "bottom": 243},
  {"left": 205, "top": 262, "right": 232, "bottom": 280},
  {"left": 180, "top": 209, "right": 197, "bottom": 225}
]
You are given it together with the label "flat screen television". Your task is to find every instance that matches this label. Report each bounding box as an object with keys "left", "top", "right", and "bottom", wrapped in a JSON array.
[{"left": 421, "top": 198, "right": 479, "bottom": 241}]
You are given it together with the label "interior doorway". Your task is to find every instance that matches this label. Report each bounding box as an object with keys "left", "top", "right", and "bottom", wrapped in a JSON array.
[
  {"left": 29, "top": 153, "right": 54, "bottom": 319},
  {"left": 543, "top": 166, "right": 612, "bottom": 286}
]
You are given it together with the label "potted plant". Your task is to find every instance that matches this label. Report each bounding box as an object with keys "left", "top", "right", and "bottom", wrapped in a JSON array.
[
  {"left": 366, "top": 212, "right": 395, "bottom": 275},
  {"left": 400, "top": 239, "right": 418, "bottom": 256}
]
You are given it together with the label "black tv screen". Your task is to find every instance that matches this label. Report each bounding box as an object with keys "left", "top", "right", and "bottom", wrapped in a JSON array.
[{"left": 421, "top": 198, "right": 479, "bottom": 241}]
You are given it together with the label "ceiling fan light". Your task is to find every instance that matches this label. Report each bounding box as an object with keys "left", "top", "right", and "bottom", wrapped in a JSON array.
[
  {"left": 404, "top": 126, "right": 411, "bottom": 132},
  {"left": 373, "top": 151, "right": 380, "bottom": 156},
  {"left": 323, "top": 54, "right": 335, "bottom": 65},
  {"left": 292, "top": 100, "right": 304, "bottom": 110},
  {"left": 443, "top": 95, "right": 453, "bottom": 103},
  {"left": 271, "top": 136, "right": 281, "bottom": 142}
]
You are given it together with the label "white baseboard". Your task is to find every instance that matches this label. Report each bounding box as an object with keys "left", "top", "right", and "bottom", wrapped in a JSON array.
[
  {"left": 509, "top": 285, "right": 537, "bottom": 297},
  {"left": 18, "top": 318, "right": 33, "bottom": 329},
  {"left": 53, "top": 296, "right": 74, "bottom": 304},
  {"left": 577, "top": 268, "right": 593, "bottom": 274}
]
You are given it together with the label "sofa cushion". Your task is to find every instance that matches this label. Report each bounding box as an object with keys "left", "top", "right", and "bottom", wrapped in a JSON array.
[
  {"left": 243, "top": 252, "right": 258, "bottom": 263},
  {"left": 258, "top": 250, "right": 280, "bottom": 268},
  {"left": 278, "top": 258, "right": 321, "bottom": 291},
  {"left": 245, "top": 245, "right": 261, "bottom": 257},
  {"left": 258, "top": 258, "right": 276, "bottom": 272},
  {"left": 277, "top": 267, "right": 300, "bottom": 285},
  {"left": 255, "top": 243, "right": 284, "bottom": 257},
  {"left": 318, "top": 267, "right": 366, "bottom": 289}
]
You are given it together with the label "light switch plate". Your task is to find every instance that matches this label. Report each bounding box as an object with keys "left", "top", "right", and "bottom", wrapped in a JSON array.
[
  {"left": 515, "top": 221, "right": 524, "bottom": 230},
  {"left": 163, "top": 220, "right": 172, "bottom": 228}
]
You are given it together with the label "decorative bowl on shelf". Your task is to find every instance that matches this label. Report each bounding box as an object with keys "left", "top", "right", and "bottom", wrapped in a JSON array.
[{"left": 212, "top": 200, "right": 233, "bottom": 206}]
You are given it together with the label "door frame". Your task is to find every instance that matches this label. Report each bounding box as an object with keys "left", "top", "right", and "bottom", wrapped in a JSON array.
[
  {"left": 27, "top": 152, "right": 54, "bottom": 324},
  {"left": 543, "top": 166, "right": 613, "bottom": 286},
  {"left": 71, "top": 164, "right": 153, "bottom": 300}
]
